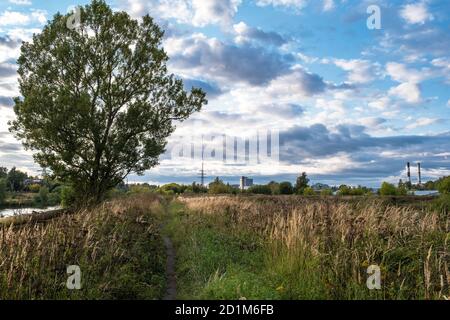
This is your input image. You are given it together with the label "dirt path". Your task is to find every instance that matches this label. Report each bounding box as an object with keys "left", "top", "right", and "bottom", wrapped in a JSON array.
[{"left": 162, "top": 234, "right": 177, "bottom": 300}]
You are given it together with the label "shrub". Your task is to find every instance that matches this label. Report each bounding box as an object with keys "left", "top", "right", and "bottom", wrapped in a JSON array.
[
  {"left": 279, "top": 182, "right": 294, "bottom": 195},
  {"left": 248, "top": 185, "right": 272, "bottom": 195},
  {"left": 379, "top": 182, "right": 397, "bottom": 196},
  {"left": 338, "top": 185, "right": 371, "bottom": 196},
  {"left": 303, "top": 187, "right": 316, "bottom": 196},
  {"left": 28, "top": 184, "right": 41, "bottom": 193},
  {"left": 61, "top": 186, "right": 76, "bottom": 207},
  {"left": 38, "top": 186, "right": 49, "bottom": 206},
  {"left": 268, "top": 181, "right": 280, "bottom": 195},
  {"left": 320, "top": 189, "right": 333, "bottom": 196},
  {"left": 160, "top": 183, "right": 184, "bottom": 194},
  {"left": 438, "top": 176, "right": 450, "bottom": 194},
  {"left": 208, "top": 178, "right": 233, "bottom": 194}
]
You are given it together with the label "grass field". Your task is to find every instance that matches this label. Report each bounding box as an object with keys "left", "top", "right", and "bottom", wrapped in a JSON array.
[
  {"left": 167, "top": 195, "right": 449, "bottom": 300},
  {"left": 0, "top": 194, "right": 166, "bottom": 299},
  {"left": 0, "top": 193, "right": 448, "bottom": 300}
]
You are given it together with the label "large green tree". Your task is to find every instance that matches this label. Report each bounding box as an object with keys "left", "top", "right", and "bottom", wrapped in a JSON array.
[
  {"left": 295, "top": 172, "right": 309, "bottom": 194},
  {"left": 10, "top": 1, "right": 206, "bottom": 204},
  {"left": 6, "top": 167, "right": 28, "bottom": 192}
]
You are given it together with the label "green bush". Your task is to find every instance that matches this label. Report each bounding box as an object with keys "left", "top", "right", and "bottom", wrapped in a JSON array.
[
  {"left": 320, "top": 189, "right": 333, "bottom": 196},
  {"left": 48, "top": 192, "right": 61, "bottom": 206},
  {"left": 379, "top": 182, "right": 406, "bottom": 196},
  {"left": 28, "top": 184, "right": 41, "bottom": 193},
  {"left": 279, "top": 182, "right": 294, "bottom": 195},
  {"left": 38, "top": 186, "right": 49, "bottom": 206},
  {"left": 379, "top": 182, "right": 397, "bottom": 196},
  {"left": 128, "top": 184, "right": 154, "bottom": 194},
  {"left": 159, "top": 183, "right": 184, "bottom": 194},
  {"left": 302, "top": 187, "right": 316, "bottom": 196},
  {"left": 438, "top": 177, "right": 450, "bottom": 194},
  {"left": 208, "top": 178, "right": 233, "bottom": 194},
  {"left": 61, "top": 186, "right": 76, "bottom": 207},
  {"left": 248, "top": 185, "right": 272, "bottom": 195},
  {"left": 338, "top": 185, "right": 371, "bottom": 196}
]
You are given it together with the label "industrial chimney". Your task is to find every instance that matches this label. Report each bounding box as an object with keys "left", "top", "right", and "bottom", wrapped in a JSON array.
[
  {"left": 418, "top": 163, "right": 422, "bottom": 186},
  {"left": 407, "top": 162, "right": 411, "bottom": 186}
]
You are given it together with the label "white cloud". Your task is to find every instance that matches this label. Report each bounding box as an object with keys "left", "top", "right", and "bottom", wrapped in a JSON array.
[
  {"left": 369, "top": 97, "right": 391, "bottom": 111},
  {"left": 4, "top": 27, "right": 41, "bottom": 42},
  {"left": 385, "top": 62, "right": 430, "bottom": 105},
  {"left": 192, "top": 0, "right": 241, "bottom": 27},
  {"left": 400, "top": 2, "right": 433, "bottom": 25},
  {"left": 8, "top": 0, "right": 32, "bottom": 5},
  {"left": 233, "top": 21, "right": 286, "bottom": 46},
  {"left": 323, "top": 0, "right": 334, "bottom": 12},
  {"left": 30, "top": 9, "right": 47, "bottom": 24},
  {"left": 431, "top": 57, "right": 450, "bottom": 83},
  {"left": 332, "top": 59, "right": 378, "bottom": 84},
  {"left": 120, "top": 0, "right": 241, "bottom": 27},
  {"left": 0, "top": 11, "right": 30, "bottom": 26},
  {"left": 447, "top": 99, "right": 450, "bottom": 108},
  {"left": 0, "top": 9, "right": 47, "bottom": 26},
  {"left": 406, "top": 117, "right": 439, "bottom": 130},
  {"left": 386, "top": 62, "right": 427, "bottom": 83},
  {"left": 267, "top": 67, "right": 327, "bottom": 98},
  {"left": 165, "top": 32, "right": 292, "bottom": 86},
  {"left": 389, "top": 82, "right": 421, "bottom": 104},
  {"left": 256, "top": 0, "right": 308, "bottom": 11},
  {"left": 360, "top": 117, "right": 387, "bottom": 128}
]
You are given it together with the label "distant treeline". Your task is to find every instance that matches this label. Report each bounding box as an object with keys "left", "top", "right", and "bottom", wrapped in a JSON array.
[{"left": 125, "top": 173, "right": 450, "bottom": 197}]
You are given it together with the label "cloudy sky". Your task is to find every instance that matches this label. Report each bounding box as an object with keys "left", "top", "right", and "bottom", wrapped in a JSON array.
[{"left": 0, "top": 0, "right": 450, "bottom": 187}]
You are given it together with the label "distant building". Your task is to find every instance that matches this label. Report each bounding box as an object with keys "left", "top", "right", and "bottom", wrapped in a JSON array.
[
  {"left": 24, "top": 179, "right": 43, "bottom": 186},
  {"left": 240, "top": 176, "right": 254, "bottom": 190}
]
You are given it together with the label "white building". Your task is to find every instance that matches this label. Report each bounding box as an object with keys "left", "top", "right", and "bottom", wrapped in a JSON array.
[{"left": 240, "top": 176, "right": 254, "bottom": 190}]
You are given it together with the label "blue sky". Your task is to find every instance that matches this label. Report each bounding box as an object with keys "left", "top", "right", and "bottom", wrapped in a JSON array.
[{"left": 0, "top": 0, "right": 450, "bottom": 187}]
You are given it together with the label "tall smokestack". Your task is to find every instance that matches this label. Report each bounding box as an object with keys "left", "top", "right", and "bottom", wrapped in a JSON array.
[
  {"left": 418, "top": 163, "right": 422, "bottom": 185},
  {"left": 407, "top": 162, "right": 411, "bottom": 185}
]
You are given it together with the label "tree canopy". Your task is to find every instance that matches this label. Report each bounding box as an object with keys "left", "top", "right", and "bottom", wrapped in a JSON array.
[
  {"left": 438, "top": 177, "right": 450, "bottom": 194},
  {"left": 295, "top": 172, "right": 309, "bottom": 194},
  {"left": 9, "top": 0, "right": 206, "bottom": 205}
]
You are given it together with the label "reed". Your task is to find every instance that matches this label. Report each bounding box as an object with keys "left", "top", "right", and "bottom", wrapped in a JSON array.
[
  {"left": 179, "top": 195, "right": 449, "bottom": 299},
  {"left": 0, "top": 194, "right": 166, "bottom": 300}
]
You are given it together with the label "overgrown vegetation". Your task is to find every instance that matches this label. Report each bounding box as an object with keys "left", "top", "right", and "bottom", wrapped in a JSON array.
[
  {"left": 168, "top": 195, "right": 449, "bottom": 300},
  {"left": 0, "top": 194, "right": 166, "bottom": 299}
]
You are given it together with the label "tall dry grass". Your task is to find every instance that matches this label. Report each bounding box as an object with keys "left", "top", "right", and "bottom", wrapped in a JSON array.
[
  {"left": 179, "top": 195, "right": 449, "bottom": 299},
  {"left": 0, "top": 194, "right": 165, "bottom": 299}
]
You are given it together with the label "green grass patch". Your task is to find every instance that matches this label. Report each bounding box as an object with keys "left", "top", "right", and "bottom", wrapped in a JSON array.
[{"left": 164, "top": 201, "right": 285, "bottom": 299}]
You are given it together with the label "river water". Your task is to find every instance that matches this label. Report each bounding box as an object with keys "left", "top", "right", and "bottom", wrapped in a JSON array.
[{"left": 0, "top": 206, "right": 61, "bottom": 218}]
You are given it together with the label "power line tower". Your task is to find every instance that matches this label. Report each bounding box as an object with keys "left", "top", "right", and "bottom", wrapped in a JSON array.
[{"left": 200, "top": 135, "right": 205, "bottom": 186}]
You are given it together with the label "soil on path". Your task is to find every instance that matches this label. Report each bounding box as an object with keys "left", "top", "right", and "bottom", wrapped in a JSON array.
[{"left": 162, "top": 233, "right": 177, "bottom": 300}]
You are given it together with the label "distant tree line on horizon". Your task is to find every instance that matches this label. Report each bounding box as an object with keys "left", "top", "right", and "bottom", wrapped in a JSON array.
[
  {"left": 2, "top": 165, "right": 450, "bottom": 208},
  {"left": 124, "top": 172, "right": 450, "bottom": 197}
]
